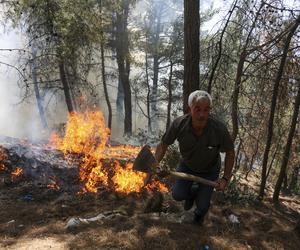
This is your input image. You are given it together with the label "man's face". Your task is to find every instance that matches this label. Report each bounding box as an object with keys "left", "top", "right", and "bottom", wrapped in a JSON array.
[{"left": 190, "top": 98, "right": 211, "bottom": 128}]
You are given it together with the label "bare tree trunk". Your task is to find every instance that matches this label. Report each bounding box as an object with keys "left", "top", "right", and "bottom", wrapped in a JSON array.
[
  {"left": 101, "top": 43, "right": 112, "bottom": 129},
  {"left": 99, "top": 0, "right": 112, "bottom": 129},
  {"left": 166, "top": 61, "right": 173, "bottom": 129},
  {"left": 283, "top": 173, "right": 288, "bottom": 191},
  {"left": 234, "top": 138, "right": 242, "bottom": 171},
  {"left": 231, "top": 2, "right": 265, "bottom": 142},
  {"left": 152, "top": 54, "right": 159, "bottom": 125},
  {"left": 59, "top": 59, "right": 75, "bottom": 113},
  {"left": 183, "top": 0, "right": 199, "bottom": 113},
  {"left": 259, "top": 15, "right": 300, "bottom": 199},
  {"left": 145, "top": 51, "right": 152, "bottom": 133},
  {"left": 273, "top": 77, "right": 300, "bottom": 202},
  {"left": 288, "top": 165, "right": 299, "bottom": 192},
  {"left": 31, "top": 46, "right": 48, "bottom": 129},
  {"left": 207, "top": 0, "right": 237, "bottom": 94},
  {"left": 116, "top": 77, "right": 124, "bottom": 113},
  {"left": 65, "top": 66, "right": 78, "bottom": 111},
  {"left": 245, "top": 140, "right": 259, "bottom": 180},
  {"left": 266, "top": 144, "right": 279, "bottom": 180},
  {"left": 116, "top": 0, "right": 132, "bottom": 135},
  {"left": 151, "top": 8, "right": 162, "bottom": 126}
]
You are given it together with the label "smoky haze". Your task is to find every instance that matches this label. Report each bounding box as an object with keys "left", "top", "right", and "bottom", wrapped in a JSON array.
[
  {"left": 0, "top": 0, "right": 223, "bottom": 142},
  {"left": 0, "top": 27, "right": 45, "bottom": 140}
]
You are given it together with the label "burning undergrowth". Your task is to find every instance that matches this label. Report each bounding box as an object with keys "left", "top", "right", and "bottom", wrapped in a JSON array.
[{"left": 50, "top": 111, "right": 168, "bottom": 194}]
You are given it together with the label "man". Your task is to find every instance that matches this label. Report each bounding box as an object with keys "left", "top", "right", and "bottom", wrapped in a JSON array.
[{"left": 155, "top": 90, "right": 235, "bottom": 225}]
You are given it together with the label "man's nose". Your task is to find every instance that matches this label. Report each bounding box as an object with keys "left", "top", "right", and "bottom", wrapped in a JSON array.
[{"left": 198, "top": 111, "right": 205, "bottom": 116}]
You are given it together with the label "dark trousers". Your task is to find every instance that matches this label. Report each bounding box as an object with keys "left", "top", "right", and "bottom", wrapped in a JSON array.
[{"left": 172, "top": 161, "right": 219, "bottom": 217}]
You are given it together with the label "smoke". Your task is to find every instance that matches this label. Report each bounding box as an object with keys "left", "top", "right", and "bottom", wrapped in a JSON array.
[{"left": 0, "top": 27, "right": 46, "bottom": 141}]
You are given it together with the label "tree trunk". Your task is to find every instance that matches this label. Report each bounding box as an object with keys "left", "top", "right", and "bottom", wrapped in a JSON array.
[
  {"left": 207, "top": 0, "right": 237, "bottom": 94},
  {"left": 183, "top": 0, "right": 199, "bottom": 113},
  {"left": 151, "top": 54, "right": 159, "bottom": 126},
  {"left": 58, "top": 59, "right": 75, "bottom": 113},
  {"left": 99, "top": 0, "right": 112, "bottom": 129},
  {"left": 259, "top": 15, "right": 300, "bottom": 199},
  {"left": 266, "top": 144, "right": 279, "bottom": 180},
  {"left": 115, "top": 0, "right": 132, "bottom": 135},
  {"left": 234, "top": 137, "right": 242, "bottom": 171},
  {"left": 231, "top": 2, "right": 265, "bottom": 142},
  {"left": 151, "top": 8, "right": 162, "bottom": 127},
  {"left": 283, "top": 173, "right": 288, "bottom": 192},
  {"left": 231, "top": 50, "right": 246, "bottom": 142},
  {"left": 145, "top": 51, "right": 152, "bottom": 133},
  {"left": 273, "top": 78, "right": 300, "bottom": 202},
  {"left": 288, "top": 165, "right": 299, "bottom": 192},
  {"left": 31, "top": 46, "right": 48, "bottom": 129},
  {"left": 65, "top": 65, "right": 78, "bottom": 111},
  {"left": 101, "top": 42, "right": 112, "bottom": 129},
  {"left": 166, "top": 62, "right": 173, "bottom": 130},
  {"left": 116, "top": 76, "right": 124, "bottom": 114}
]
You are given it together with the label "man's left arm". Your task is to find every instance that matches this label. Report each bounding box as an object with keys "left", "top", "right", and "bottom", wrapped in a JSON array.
[{"left": 216, "top": 149, "right": 235, "bottom": 191}]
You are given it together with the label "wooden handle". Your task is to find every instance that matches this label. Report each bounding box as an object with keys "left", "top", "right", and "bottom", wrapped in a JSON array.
[{"left": 169, "top": 171, "right": 218, "bottom": 187}]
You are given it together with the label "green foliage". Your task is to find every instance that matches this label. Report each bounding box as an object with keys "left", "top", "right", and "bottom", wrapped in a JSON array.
[{"left": 223, "top": 175, "right": 258, "bottom": 205}]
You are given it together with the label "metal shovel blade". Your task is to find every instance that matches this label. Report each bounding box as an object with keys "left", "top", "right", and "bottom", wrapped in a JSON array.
[{"left": 133, "top": 145, "right": 157, "bottom": 173}]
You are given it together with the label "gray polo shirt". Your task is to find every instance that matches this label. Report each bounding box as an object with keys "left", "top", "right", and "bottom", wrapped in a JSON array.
[{"left": 162, "top": 114, "right": 234, "bottom": 173}]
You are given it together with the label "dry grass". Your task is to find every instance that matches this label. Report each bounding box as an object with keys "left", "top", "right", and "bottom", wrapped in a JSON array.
[{"left": 0, "top": 176, "right": 299, "bottom": 250}]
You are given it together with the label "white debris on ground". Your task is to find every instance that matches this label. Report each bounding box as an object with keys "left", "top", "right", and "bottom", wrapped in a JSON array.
[
  {"left": 65, "top": 210, "right": 128, "bottom": 230},
  {"left": 228, "top": 214, "right": 240, "bottom": 224}
]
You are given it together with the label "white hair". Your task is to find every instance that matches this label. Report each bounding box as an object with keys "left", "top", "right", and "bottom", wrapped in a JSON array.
[{"left": 188, "top": 90, "right": 212, "bottom": 107}]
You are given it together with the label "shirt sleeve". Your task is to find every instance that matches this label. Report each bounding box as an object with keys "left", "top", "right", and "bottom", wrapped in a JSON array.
[
  {"left": 161, "top": 120, "right": 179, "bottom": 145},
  {"left": 220, "top": 125, "right": 234, "bottom": 152}
]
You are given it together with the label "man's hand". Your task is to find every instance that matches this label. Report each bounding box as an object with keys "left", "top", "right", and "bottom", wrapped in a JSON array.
[
  {"left": 156, "top": 167, "right": 169, "bottom": 178},
  {"left": 215, "top": 178, "right": 228, "bottom": 191},
  {"left": 154, "top": 143, "right": 168, "bottom": 163},
  {"left": 143, "top": 173, "right": 152, "bottom": 186}
]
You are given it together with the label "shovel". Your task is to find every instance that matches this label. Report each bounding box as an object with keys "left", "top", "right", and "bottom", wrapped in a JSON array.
[{"left": 133, "top": 145, "right": 217, "bottom": 188}]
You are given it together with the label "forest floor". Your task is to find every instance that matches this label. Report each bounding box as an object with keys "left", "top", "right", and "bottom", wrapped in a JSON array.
[{"left": 0, "top": 173, "right": 299, "bottom": 250}]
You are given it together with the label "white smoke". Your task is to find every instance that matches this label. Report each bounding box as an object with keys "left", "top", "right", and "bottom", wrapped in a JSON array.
[{"left": 0, "top": 27, "right": 46, "bottom": 141}]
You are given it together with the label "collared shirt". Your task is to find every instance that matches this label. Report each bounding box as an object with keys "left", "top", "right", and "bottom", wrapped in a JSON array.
[{"left": 161, "top": 114, "right": 234, "bottom": 173}]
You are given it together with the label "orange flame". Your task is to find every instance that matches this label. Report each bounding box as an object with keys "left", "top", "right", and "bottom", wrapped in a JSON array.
[
  {"left": 50, "top": 110, "right": 168, "bottom": 194},
  {"left": 145, "top": 180, "right": 169, "bottom": 193},
  {"left": 112, "top": 162, "right": 147, "bottom": 194},
  {"left": 11, "top": 167, "right": 23, "bottom": 182}
]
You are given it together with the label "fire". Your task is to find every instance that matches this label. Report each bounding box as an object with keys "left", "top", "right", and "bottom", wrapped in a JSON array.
[
  {"left": 11, "top": 167, "right": 23, "bottom": 182},
  {"left": 146, "top": 180, "right": 169, "bottom": 193},
  {"left": 80, "top": 159, "right": 108, "bottom": 193},
  {"left": 50, "top": 110, "right": 168, "bottom": 194},
  {"left": 50, "top": 111, "right": 110, "bottom": 155},
  {"left": 112, "top": 162, "right": 147, "bottom": 194}
]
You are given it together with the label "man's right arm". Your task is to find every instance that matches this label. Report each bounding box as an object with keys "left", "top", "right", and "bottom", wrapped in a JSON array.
[
  {"left": 154, "top": 142, "right": 169, "bottom": 163},
  {"left": 143, "top": 142, "right": 168, "bottom": 183}
]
